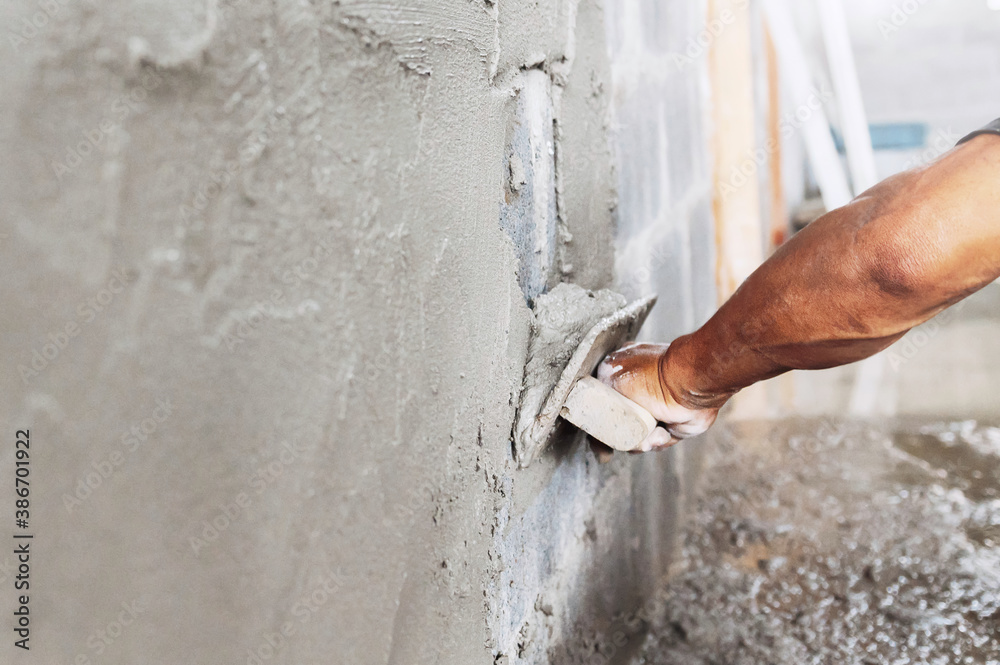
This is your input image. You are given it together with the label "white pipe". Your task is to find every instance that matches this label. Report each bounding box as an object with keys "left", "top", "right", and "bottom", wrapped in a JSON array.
[
  {"left": 763, "top": 0, "right": 853, "bottom": 211},
  {"left": 816, "top": 0, "right": 879, "bottom": 193}
]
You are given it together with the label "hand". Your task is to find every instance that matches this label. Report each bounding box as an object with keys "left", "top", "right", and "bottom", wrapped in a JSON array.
[{"left": 597, "top": 342, "right": 724, "bottom": 453}]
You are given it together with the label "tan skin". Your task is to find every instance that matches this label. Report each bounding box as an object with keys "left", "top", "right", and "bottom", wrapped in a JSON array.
[{"left": 599, "top": 133, "right": 1000, "bottom": 452}]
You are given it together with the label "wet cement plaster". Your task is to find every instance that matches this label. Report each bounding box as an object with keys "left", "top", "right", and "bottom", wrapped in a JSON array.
[{"left": 0, "top": 0, "right": 700, "bottom": 663}]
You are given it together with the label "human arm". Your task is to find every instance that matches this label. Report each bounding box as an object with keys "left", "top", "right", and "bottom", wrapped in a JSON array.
[{"left": 600, "top": 133, "right": 1000, "bottom": 451}]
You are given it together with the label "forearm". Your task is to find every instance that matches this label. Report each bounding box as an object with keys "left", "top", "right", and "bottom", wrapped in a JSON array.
[{"left": 663, "top": 136, "right": 1000, "bottom": 408}]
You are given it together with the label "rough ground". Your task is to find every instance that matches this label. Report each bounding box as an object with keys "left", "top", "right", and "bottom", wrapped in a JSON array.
[{"left": 632, "top": 418, "right": 1000, "bottom": 665}]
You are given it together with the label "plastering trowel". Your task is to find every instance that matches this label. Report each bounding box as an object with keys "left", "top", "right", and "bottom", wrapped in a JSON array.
[{"left": 514, "top": 284, "right": 658, "bottom": 468}]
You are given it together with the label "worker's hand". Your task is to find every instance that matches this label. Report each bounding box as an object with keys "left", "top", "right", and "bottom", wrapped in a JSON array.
[{"left": 597, "top": 342, "right": 723, "bottom": 453}]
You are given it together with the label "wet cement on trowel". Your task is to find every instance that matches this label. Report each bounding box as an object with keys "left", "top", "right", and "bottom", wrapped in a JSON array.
[
  {"left": 516, "top": 283, "right": 626, "bottom": 459},
  {"left": 627, "top": 418, "right": 1000, "bottom": 664}
]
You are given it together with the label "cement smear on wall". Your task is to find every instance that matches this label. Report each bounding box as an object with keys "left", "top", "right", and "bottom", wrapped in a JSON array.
[{"left": 0, "top": 0, "right": 704, "bottom": 662}]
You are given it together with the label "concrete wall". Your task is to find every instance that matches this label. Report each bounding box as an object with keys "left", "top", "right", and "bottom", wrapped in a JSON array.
[{"left": 1, "top": 0, "right": 716, "bottom": 662}]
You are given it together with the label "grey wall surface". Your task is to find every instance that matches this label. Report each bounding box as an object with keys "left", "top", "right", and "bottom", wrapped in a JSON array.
[{"left": 0, "top": 0, "right": 715, "bottom": 662}]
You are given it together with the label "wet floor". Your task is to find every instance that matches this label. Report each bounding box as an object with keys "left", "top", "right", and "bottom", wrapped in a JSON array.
[{"left": 632, "top": 418, "right": 1000, "bottom": 665}]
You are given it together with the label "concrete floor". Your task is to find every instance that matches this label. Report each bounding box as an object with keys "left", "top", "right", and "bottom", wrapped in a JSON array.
[{"left": 632, "top": 417, "right": 1000, "bottom": 664}]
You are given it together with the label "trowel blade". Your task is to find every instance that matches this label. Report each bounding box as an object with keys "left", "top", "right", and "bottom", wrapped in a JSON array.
[{"left": 516, "top": 294, "right": 656, "bottom": 467}]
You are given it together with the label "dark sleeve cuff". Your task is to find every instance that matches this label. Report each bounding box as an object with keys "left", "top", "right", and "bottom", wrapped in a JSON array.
[{"left": 958, "top": 118, "right": 1000, "bottom": 145}]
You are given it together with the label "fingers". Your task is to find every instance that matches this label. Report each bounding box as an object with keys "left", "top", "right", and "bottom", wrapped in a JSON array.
[
  {"left": 596, "top": 355, "right": 623, "bottom": 384},
  {"left": 629, "top": 426, "right": 679, "bottom": 454},
  {"left": 599, "top": 343, "right": 667, "bottom": 385},
  {"left": 596, "top": 341, "right": 720, "bottom": 455},
  {"left": 663, "top": 410, "right": 718, "bottom": 439}
]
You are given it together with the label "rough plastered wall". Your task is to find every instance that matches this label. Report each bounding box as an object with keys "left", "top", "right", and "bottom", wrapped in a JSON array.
[{"left": 0, "top": 0, "right": 712, "bottom": 663}]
